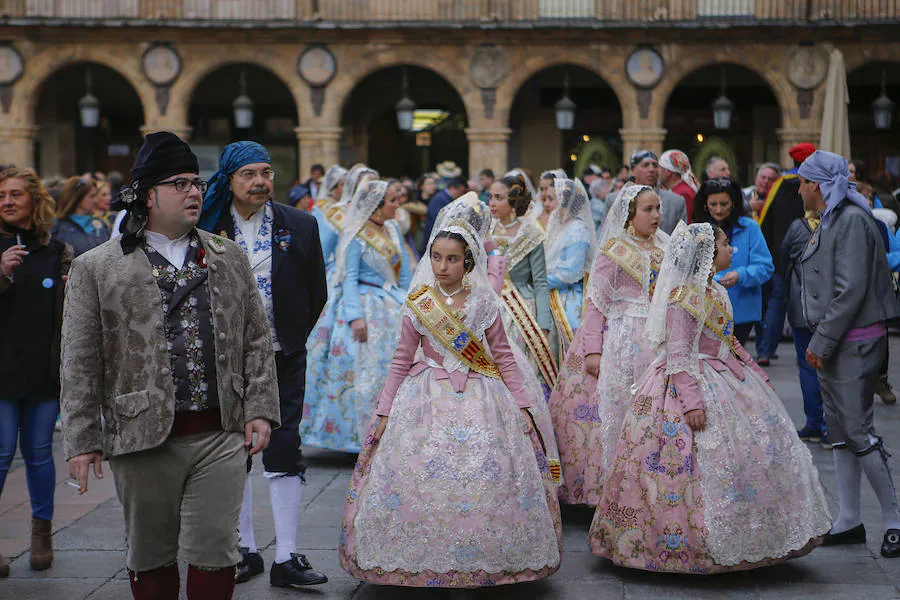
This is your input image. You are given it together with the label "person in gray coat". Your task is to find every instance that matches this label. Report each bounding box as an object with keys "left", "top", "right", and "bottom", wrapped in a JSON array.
[
  {"left": 605, "top": 150, "right": 687, "bottom": 235},
  {"left": 798, "top": 150, "right": 900, "bottom": 558}
]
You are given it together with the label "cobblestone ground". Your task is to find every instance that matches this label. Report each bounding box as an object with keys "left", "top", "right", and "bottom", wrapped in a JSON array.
[{"left": 3, "top": 339, "right": 900, "bottom": 599}]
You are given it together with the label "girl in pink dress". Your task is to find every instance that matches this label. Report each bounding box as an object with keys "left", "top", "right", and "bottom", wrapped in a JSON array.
[
  {"left": 549, "top": 184, "right": 668, "bottom": 506},
  {"left": 339, "top": 196, "right": 562, "bottom": 588},
  {"left": 589, "top": 222, "right": 831, "bottom": 573}
]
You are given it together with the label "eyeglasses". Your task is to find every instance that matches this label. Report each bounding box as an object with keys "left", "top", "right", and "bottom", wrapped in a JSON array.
[
  {"left": 156, "top": 177, "right": 208, "bottom": 194},
  {"left": 236, "top": 168, "right": 275, "bottom": 181}
]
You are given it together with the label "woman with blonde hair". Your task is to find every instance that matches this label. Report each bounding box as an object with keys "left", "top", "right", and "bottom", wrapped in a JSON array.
[
  {"left": 0, "top": 168, "right": 73, "bottom": 577},
  {"left": 50, "top": 175, "right": 109, "bottom": 256}
]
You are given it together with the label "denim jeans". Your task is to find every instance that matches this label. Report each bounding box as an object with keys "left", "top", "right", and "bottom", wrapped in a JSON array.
[
  {"left": 791, "top": 327, "right": 825, "bottom": 434},
  {"left": 757, "top": 273, "right": 786, "bottom": 359},
  {"left": 0, "top": 397, "right": 60, "bottom": 520}
]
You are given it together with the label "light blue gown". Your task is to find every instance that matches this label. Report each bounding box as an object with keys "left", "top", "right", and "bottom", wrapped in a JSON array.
[{"left": 302, "top": 220, "right": 412, "bottom": 452}]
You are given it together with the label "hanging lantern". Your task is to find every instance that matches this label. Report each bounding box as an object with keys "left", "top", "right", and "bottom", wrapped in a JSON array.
[
  {"left": 233, "top": 69, "right": 254, "bottom": 129},
  {"left": 712, "top": 67, "right": 734, "bottom": 130},
  {"left": 395, "top": 68, "right": 416, "bottom": 132},
  {"left": 78, "top": 69, "right": 100, "bottom": 128},
  {"left": 873, "top": 69, "right": 895, "bottom": 130},
  {"left": 554, "top": 72, "right": 576, "bottom": 131}
]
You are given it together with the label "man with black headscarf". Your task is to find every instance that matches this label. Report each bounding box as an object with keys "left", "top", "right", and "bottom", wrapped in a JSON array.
[
  {"left": 200, "top": 141, "right": 328, "bottom": 589},
  {"left": 60, "top": 132, "right": 281, "bottom": 600}
]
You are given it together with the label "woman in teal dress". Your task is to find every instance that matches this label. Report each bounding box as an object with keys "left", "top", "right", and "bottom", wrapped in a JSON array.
[
  {"left": 488, "top": 172, "right": 557, "bottom": 394},
  {"left": 302, "top": 180, "right": 412, "bottom": 452},
  {"left": 545, "top": 177, "right": 596, "bottom": 364}
]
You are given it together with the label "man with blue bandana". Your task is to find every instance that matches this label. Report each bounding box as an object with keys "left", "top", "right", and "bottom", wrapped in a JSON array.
[
  {"left": 200, "top": 142, "right": 328, "bottom": 588},
  {"left": 798, "top": 149, "right": 900, "bottom": 558}
]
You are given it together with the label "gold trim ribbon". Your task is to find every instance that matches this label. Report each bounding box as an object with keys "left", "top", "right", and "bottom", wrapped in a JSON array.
[
  {"left": 501, "top": 277, "right": 558, "bottom": 387},
  {"left": 359, "top": 220, "right": 402, "bottom": 280},
  {"left": 325, "top": 205, "right": 346, "bottom": 231},
  {"left": 405, "top": 285, "right": 502, "bottom": 378},
  {"left": 670, "top": 285, "right": 739, "bottom": 357},
  {"left": 549, "top": 289, "right": 574, "bottom": 364}
]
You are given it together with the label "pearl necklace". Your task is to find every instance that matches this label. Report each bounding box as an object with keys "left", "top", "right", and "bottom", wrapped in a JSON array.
[
  {"left": 437, "top": 282, "right": 464, "bottom": 306},
  {"left": 495, "top": 217, "right": 519, "bottom": 232}
]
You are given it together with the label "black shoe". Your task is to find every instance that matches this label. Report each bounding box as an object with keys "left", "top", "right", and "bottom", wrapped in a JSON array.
[
  {"left": 822, "top": 523, "right": 867, "bottom": 546},
  {"left": 882, "top": 529, "right": 900, "bottom": 557},
  {"left": 235, "top": 547, "right": 264, "bottom": 584},
  {"left": 270, "top": 553, "right": 328, "bottom": 587},
  {"left": 797, "top": 426, "right": 823, "bottom": 443},
  {"left": 757, "top": 357, "right": 771, "bottom": 366}
]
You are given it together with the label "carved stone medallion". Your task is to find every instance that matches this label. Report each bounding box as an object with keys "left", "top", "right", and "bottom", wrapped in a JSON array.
[
  {"left": 786, "top": 46, "right": 829, "bottom": 90},
  {"left": 469, "top": 45, "right": 509, "bottom": 90},
  {"left": 0, "top": 45, "right": 24, "bottom": 86},
  {"left": 142, "top": 44, "right": 182, "bottom": 87},
  {"left": 625, "top": 47, "right": 664, "bottom": 89},
  {"left": 298, "top": 45, "right": 336, "bottom": 88}
]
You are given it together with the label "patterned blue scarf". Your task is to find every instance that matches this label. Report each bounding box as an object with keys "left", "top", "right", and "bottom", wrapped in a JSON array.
[{"left": 199, "top": 141, "right": 271, "bottom": 232}]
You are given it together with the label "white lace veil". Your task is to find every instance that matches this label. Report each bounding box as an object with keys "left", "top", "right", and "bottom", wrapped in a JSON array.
[
  {"left": 405, "top": 192, "right": 500, "bottom": 367},
  {"left": 339, "top": 164, "right": 379, "bottom": 207},
  {"left": 505, "top": 168, "right": 543, "bottom": 223},
  {"left": 316, "top": 165, "right": 348, "bottom": 201},
  {"left": 588, "top": 183, "right": 670, "bottom": 315},
  {"left": 644, "top": 221, "right": 717, "bottom": 359},
  {"left": 540, "top": 168, "right": 567, "bottom": 183},
  {"left": 546, "top": 177, "right": 596, "bottom": 283},
  {"left": 334, "top": 179, "right": 389, "bottom": 282}
]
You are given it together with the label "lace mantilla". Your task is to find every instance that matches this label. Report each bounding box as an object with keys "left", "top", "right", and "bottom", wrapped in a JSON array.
[{"left": 546, "top": 178, "right": 596, "bottom": 284}]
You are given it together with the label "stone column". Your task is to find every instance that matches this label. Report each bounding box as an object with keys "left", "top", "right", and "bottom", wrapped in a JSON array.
[
  {"left": 619, "top": 127, "right": 667, "bottom": 164},
  {"left": 0, "top": 125, "right": 38, "bottom": 168},
  {"left": 139, "top": 124, "right": 193, "bottom": 141},
  {"left": 776, "top": 128, "right": 820, "bottom": 168},
  {"left": 295, "top": 126, "right": 342, "bottom": 178},
  {"left": 465, "top": 127, "right": 512, "bottom": 178}
]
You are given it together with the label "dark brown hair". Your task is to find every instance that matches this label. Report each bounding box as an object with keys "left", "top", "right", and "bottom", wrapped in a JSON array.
[
  {"left": 431, "top": 230, "right": 475, "bottom": 273},
  {"left": 496, "top": 174, "right": 531, "bottom": 217}
]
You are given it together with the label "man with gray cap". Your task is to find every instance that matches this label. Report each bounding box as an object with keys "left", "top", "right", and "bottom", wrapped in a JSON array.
[
  {"left": 798, "top": 149, "right": 900, "bottom": 558},
  {"left": 606, "top": 150, "right": 687, "bottom": 234},
  {"left": 61, "top": 131, "right": 281, "bottom": 599}
]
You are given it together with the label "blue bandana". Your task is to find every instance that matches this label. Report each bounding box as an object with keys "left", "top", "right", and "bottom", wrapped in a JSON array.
[{"left": 199, "top": 141, "right": 271, "bottom": 232}]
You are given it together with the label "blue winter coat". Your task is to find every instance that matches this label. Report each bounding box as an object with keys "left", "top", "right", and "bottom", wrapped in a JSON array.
[{"left": 713, "top": 216, "right": 774, "bottom": 325}]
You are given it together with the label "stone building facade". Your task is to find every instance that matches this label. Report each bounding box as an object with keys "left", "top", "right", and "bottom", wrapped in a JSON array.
[{"left": 0, "top": 1, "right": 898, "bottom": 184}]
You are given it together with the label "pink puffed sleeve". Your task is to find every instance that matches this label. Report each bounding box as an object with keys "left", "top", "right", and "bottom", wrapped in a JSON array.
[
  {"left": 581, "top": 301, "right": 607, "bottom": 356},
  {"left": 733, "top": 337, "right": 769, "bottom": 382},
  {"left": 665, "top": 305, "right": 705, "bottom": 415},
  {"left": 374, "top": 316, "right": 422, "bottom": 416},
  {"left": 484, "top": 314, "right": 531, "bottom": 408}
]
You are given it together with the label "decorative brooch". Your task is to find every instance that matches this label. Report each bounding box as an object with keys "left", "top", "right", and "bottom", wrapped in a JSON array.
[{"left": 275, "top": 228, "right": 292, "bottom": 252}]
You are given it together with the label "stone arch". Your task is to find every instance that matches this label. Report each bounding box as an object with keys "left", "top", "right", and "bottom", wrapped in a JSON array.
[
  {"left": 168, "top": 52, "right": 304, "bottom": 131},
  {"left": 324, "top": 47, "right": 476, "bottom": 128},
  {"left": 651, "top": 51, "right": 795, "bottom": 130},
  {"left": 11, "top": 44, "right": 154, "bottom": 128},
  {"left": 496, "top": 52, "right": 630, "bottom": 128}
]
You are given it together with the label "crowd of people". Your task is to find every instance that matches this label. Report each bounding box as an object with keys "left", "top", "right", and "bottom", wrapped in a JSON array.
[{"left": 0, "top": 134, "right": 899, "bottom": 598}]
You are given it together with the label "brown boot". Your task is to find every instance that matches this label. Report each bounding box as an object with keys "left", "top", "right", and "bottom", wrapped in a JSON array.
[
  {"left": 877, "top": 375, "right": 897, "bottom": 405},
  {"left": 30, "top": 517, "right": 53, "bottom": 571},
  {"left": 0, "top": 552, "right": 9, "bottom": 577}
]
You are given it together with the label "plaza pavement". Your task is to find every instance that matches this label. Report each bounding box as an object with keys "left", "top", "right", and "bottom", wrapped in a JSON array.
[{"left": 2, "top": 338, "right": 900, "bottom": 599}]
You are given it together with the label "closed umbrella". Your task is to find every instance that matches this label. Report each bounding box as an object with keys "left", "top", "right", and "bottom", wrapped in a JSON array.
[{"left": 820, "top": 48, "right": 852, "bottom": 158}]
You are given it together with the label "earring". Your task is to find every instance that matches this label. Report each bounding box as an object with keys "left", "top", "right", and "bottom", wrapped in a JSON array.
[
  {"left": 373, "top": 207, "right": 383, "bottom": 222},
  {"left": 463, "top": 273, "right": 471, "bottom": 289},
  {"left": 627, "top": 223, "right": 636, "bottom": 237}
]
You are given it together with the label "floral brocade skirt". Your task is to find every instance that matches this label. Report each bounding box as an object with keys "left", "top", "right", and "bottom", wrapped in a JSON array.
[
  {"left": 340, "top": 369, "right": 562, "bottom": 587},
  {"left": 549, "top": 315, "right": 655, "bottom": 506},
  {"left": 302, "top": 287, "right": 403, "bottom": 453},
  {"left": 588, "top": 358, "right": 831, "bottom": 573}
]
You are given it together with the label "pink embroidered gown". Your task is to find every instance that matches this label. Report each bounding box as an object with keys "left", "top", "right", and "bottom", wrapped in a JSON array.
[
  {"left": 549, "top": 238, "right": 663, "bottom": 506},
  {"left": 589, "top": 283, "right": 831, "bottom": 573},
  {"left": 339, "top": 289, "right": 562, "bottom": 588}
]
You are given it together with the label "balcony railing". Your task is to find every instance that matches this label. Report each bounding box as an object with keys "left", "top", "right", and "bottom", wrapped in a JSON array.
[{"left": 2, "top": 0, "right": 898, "bottom": 25}]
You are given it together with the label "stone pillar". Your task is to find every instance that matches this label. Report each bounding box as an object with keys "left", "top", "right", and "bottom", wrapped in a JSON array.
[
  {"left": 776, "top": 128, "right": 820, "bottom": 168},
  {"left": 465, "top": 127, "right": 512, "bottom": 178},
  {"left": 295, "top": 126, "right": 342, "bottom": 178},
  {"left": 619, "top": 127, "right": 667, "bottom": 164},
  {"left": 139, "top": 124, "right": 193, "bottom": 141},
  {"left": 0, "top": 125, "right": 38, "bottom": 168}
]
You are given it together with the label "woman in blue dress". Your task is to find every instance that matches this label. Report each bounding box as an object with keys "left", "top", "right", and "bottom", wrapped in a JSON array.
[
  {"left": 302, "top": 180, "right": 412, "bottom": 452},
  {"left": 313, "top": 164, "right": 378, "bottom": 276},
  {"left": 544, "top": 177, "right": 596, "bottom": 364},
  {"left": 310, "top": 163, "right": 347, "bottom": 255}
]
